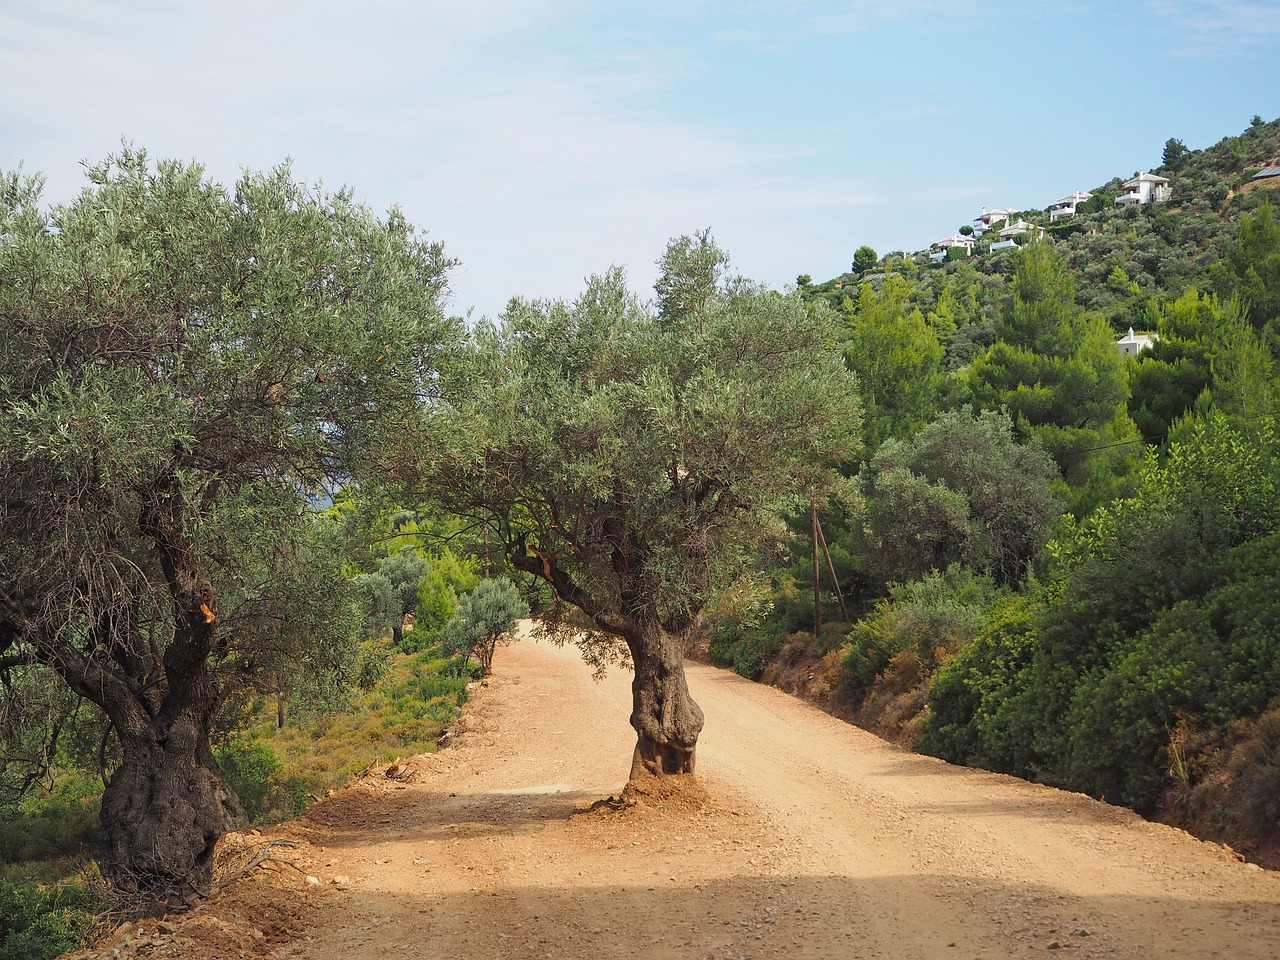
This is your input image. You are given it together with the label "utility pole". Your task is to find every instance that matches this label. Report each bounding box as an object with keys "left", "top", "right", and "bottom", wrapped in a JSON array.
[{"left": 811, "top": 499, "right": 822, "bottom": 638}]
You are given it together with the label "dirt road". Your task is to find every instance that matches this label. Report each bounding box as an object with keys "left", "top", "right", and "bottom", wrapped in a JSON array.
[{"left": 93, "top": 632, "right": 1280, "bottom": 959}]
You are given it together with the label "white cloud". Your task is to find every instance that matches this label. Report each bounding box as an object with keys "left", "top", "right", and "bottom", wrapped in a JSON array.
[{"left": 1145, "top": 0, "right": 1280, "bottom": 56}]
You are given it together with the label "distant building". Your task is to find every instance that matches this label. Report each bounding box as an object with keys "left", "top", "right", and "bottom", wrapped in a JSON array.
[
  {"left": 1117, "top": 327, "right": 1157, "bottom": 356},
  {"left": 1114, "top": 172, "right": 1172, "bottom": 207},
  {"left": 1049, "top": 190, "right": 1092, "bottom": 222},
  {"left": 973, "top": 208, "right": 1017, "bottom": 236},
  {"left": 997, "top": 219, "right": 1045, "bottom": 242},
  {"left": 929, "top": 233, "right": 976, "bottom": 262}
]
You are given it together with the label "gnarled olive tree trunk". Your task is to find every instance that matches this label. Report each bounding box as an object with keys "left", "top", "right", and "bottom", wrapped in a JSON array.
[
  {"left": 93, "top": 484, "right": 245, "bottom": 908},
  {"left": 101, "top": 706, "right": 244, "bottom": 909},
  {"left": 626, "top": 621, "right": 704, "bottom": 778}
]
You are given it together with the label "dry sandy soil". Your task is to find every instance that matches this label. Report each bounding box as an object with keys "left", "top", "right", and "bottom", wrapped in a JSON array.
[{"left": 72, "top": 629, "right": 1280, "bottom": 959}]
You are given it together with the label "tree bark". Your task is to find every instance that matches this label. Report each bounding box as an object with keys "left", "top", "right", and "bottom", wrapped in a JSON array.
[
  {"left": 627, "top": 621, "right": 704, "bottom": 778},
  {"left": 100, "top": 700, "right": 245, "bottom": 911}
]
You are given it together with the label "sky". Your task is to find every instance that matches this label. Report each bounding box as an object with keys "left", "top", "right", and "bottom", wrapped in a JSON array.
[{"left": 3, "top": 1, "right": 1280, "bottom": 320}]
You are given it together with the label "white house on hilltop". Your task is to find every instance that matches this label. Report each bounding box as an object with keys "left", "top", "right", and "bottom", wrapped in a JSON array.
[
  {"left": 1117, "top": 327, "right": 1157, "bottom": 356},
  {"left": 998, "top": 219, "right": 1043, "bottom": 240},
  {"left": 973, "top": 208, "right": 1017, "bottom": 236},
  {"left": 1049, "top": 190, "right": 1092, "bottom": 222},
  {"left": 1114, "top": 172, "right": 1172, "bottom": 207},
  {"left": 989, "top": 219, "right": 1045, "bottom": 252},
  {"left": 930, "top": 233, "right": 976, "bottom": 261}
]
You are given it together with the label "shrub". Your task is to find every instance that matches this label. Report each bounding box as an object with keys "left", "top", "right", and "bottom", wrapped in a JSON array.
[
  {"left": 440, "top": 577, "right": 529, "bottom": 676},
  {"left": 0, "top": 877, "right": 100, "bottom": 960},
  {"left": 919, "top": 593, "right": 1045, "bottom": 773},
  {"left": 214, "top": 740, "right": 282, "bottom": 823},
  {"left": 834, "top": 566, "right": 1004, "bottom": 708}
]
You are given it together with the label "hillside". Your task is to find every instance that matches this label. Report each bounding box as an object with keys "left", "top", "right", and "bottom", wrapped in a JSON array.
[
  {"left": 806, "top": 114, "right": 1280, "bottom": 322},
  {"left": 707, "top": 115, "right": 1280, "bottom": 867}
]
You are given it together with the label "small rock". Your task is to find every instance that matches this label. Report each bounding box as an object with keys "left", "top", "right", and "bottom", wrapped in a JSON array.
[
  {"left": 156, "top": 921, "right": 176, "bottom": 935},
  {"left": 306, "top": 875, "right": 321, "bottom": 886},
  {"left": 1048, "top": 940, "right": 1062, "bottom": 950},
  {"left": 331, "top": 874, "right": 352, "bottom": 889},
  {"left": 1074, "top": 927, "right": 1092, "bottom": 937}
]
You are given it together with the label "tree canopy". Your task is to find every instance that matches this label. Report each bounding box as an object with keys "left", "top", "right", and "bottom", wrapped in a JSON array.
[{"left": 860, "top": 407, "right": 1061, "bottom": 588}]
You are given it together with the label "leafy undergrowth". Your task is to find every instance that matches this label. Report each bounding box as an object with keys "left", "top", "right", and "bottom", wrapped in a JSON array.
[
  {"left": 0, "top": 775, "right": 106, "bottom": 960},
  {"left": 217, "top": 642, "right": 478, "bottom": 824}
]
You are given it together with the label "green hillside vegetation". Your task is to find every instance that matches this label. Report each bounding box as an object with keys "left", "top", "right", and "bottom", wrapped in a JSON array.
[{"left": 715, "top": 115, "right": 1280, "bottom": 864}]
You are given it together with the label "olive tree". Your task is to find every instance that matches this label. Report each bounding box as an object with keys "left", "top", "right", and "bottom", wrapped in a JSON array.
[
  {"left": 0, "top": 150, "right": 458, "bottom": 906},
  {"left": 441, "top": 577, "right": 529, "bottom": 676},
  {"left": 425, "top": 233, "right": 860, "bottom": 779}
]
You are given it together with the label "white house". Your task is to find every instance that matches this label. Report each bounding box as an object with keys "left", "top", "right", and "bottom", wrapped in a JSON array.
[
  {"left": 973, "top": 207, "right": 1017, "bottom": 236},
  {"left": 1117, "top": 327, "right": 1157, "bottom": 356},
  {"left": 1114, "top": 172, "right": 1172, "bottom": 207},
  {"left": 1049, "top": 190, "right": 1092, "bottom": 222},
  {"left": 929, "top": 234, "right": 976, "bottom": 261},
  {"left": 997, "top": 219, "right": 1044, "bottom": 241}
]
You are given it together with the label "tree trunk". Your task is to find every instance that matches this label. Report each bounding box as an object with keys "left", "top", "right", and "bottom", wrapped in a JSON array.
[
  {"left": 100, "top": 704, "right": 245, "bottom": 911},
  {"left": 627, "top": 622, "right": 704, "bottom": 778}
]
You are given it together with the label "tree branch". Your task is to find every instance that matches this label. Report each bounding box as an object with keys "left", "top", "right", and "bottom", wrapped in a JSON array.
[{"left": 509, "top": 541, "right": 629, "bottom": 637}]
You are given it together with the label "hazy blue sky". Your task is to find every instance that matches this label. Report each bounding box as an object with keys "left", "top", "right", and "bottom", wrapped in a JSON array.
[{"left": 3, "top": 1, "right": 1279, "bottom": 318}]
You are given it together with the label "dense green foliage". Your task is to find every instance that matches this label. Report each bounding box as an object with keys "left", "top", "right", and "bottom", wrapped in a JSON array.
[
  {"left": 413, "top": 550, "right": 480, "bottom": 649},
  {"left": 0, "top": 876, "right": 100, "bottom": 960},
  {"left": 858, "top": 407, "right": 1061, "bottom": 587},
  {"left": 833, "top": 566, "right": 1005, "bottom": 706},
  {"left": 706, "top": 118, "right": 1280, "bottom": 857},
  {"left": 922, "top": 417, "right": 1280, "bottom": 809}
]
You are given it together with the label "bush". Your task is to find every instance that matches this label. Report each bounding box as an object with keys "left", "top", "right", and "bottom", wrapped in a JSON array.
[
  {"left": 0, "top": 877, "right": 100, "bottom": 960},
  {"left": 440, "top": 577, "right": 529, "bottom": 676},
  {"left": 0, "top": 775, "right": 100, "bottom": 866},
  {"left": 834, "top": 566, "right": 1004, "bottom": 708},
  {"left": 214, "top": 740, "right": 282, "bottom": 823},
  {"left": 410, "top": 550, "right": 480, "bottom": 652},
  {"left": 919, "top": 593, "right": 1045, "bottom": 773}
]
